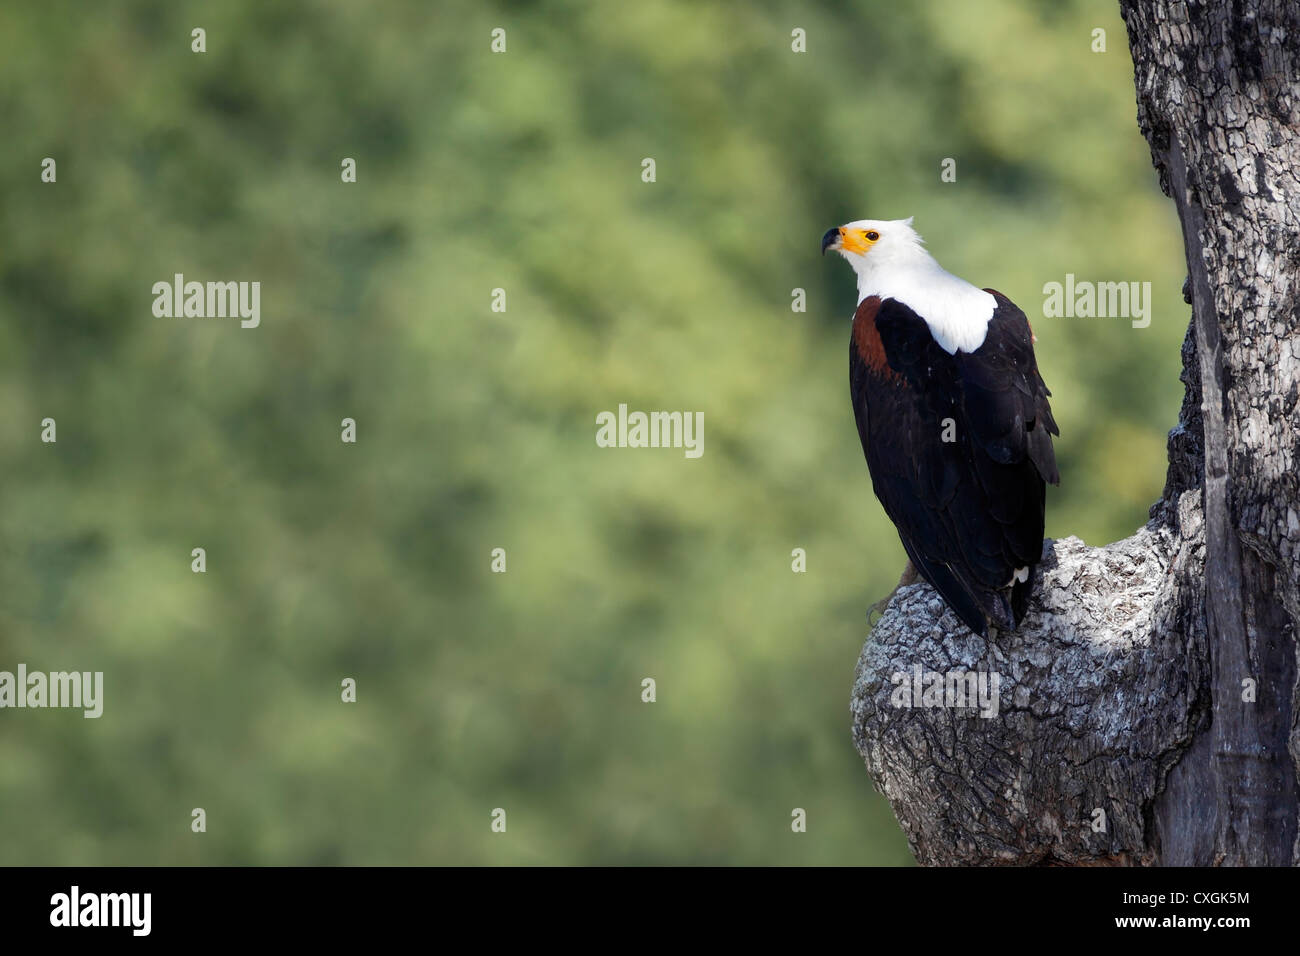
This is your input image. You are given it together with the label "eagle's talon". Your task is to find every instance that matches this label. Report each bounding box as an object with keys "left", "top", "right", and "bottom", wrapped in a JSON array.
[{"left": 868, "top": 561, "right": 919, "bottom": 626}]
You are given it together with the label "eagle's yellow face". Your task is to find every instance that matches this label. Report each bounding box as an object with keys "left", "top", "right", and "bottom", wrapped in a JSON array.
[{"left": 822, "top": 224, "right": 882, "bottom": 257}]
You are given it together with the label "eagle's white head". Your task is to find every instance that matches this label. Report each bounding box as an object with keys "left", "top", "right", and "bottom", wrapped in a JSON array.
[
  {"left": 820, "top": 217, "right": 926, "bottom": 272},
  {"left": 821, "top": 216, "right": 995, "bottom": 354}
]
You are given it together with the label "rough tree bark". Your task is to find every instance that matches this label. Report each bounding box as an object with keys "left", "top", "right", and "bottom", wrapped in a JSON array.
[{"left": 851, "top": 0, "right": 1300, "bottom": 865}]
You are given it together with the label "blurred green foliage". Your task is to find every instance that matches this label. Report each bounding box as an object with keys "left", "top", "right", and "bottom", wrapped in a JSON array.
[{"left": 0, "top": 0, "right": 1185, "bottom": 864}]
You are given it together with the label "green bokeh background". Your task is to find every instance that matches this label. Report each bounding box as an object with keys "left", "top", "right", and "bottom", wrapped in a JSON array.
[{"left": 0, "top": 0, "right": 1186, "bottom": 864}]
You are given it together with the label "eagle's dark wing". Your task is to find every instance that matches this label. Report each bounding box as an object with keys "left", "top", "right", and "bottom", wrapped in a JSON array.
[
  {"left": 849, "top": 293, "right": 1058, "bottom": 636},
  {"left": 961, "top": 290, "right": 1059, "bottom": 485}
]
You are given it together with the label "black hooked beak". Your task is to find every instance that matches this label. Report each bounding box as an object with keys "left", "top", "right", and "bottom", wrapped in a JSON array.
[{"left": 820, "top": 227, "right": 841, "bottom": 256}]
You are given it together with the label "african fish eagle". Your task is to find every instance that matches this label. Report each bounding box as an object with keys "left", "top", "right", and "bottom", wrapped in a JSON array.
[{"left": 822, "top": 217, "right": 1059, "bottom": 637}]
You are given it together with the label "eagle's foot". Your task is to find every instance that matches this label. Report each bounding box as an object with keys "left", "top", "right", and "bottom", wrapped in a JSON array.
[{"left": 867, "top": 560, "right": 919, "bottom": 627}]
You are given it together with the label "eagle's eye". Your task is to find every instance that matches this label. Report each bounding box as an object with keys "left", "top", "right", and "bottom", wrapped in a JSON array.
[{"left": 865, "top": 231, "right": 880, "bottom": 241}]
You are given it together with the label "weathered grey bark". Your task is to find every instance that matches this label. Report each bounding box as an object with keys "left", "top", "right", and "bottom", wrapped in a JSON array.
[{"left": 851, "top": 0, "right": 1300, "bottom": 865}]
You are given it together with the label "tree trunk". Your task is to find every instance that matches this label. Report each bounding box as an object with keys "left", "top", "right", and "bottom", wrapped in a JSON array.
[{"left": 851, "top": 0, "right": 1300, "bottom": 866}]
